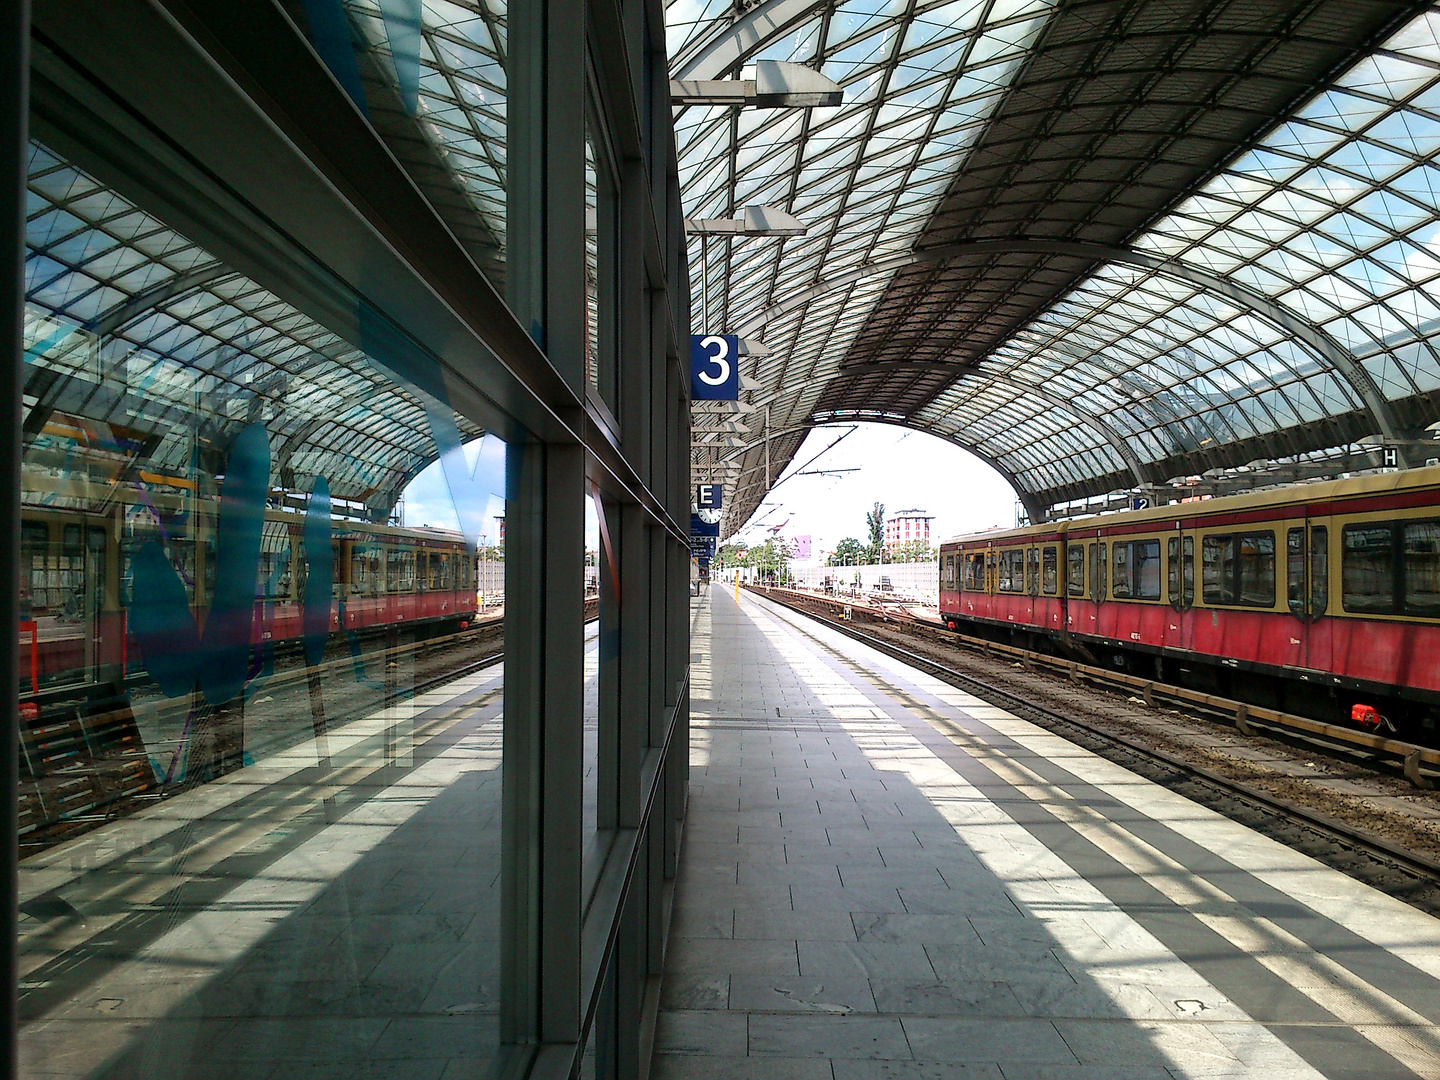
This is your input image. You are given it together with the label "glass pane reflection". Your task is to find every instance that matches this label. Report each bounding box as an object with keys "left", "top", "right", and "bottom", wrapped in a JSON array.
[{"left": 19, "top": 142, "right": 508, "bottom": 1079}]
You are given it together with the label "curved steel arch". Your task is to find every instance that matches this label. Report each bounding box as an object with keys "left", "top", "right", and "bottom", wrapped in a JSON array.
[
  {"left": 85, "top": 262, "right": 231, "bottom": 339},
  {"left": 731, "top": 237, "right": 1406, "bottom": 455},
  {"left": 824, "top": 362, "right": 1153, "bottom": 488}
]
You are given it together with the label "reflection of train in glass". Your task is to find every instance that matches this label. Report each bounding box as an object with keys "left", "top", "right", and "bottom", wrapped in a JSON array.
[
  {"left": 19, "top": 502, "right": 478, "bottom": 703},
  {"left": 17, "top": 465, "right": 478, "bottom": 847},
  {"left": 939, "top": 467, "right": 1440, "bottom": 734}
]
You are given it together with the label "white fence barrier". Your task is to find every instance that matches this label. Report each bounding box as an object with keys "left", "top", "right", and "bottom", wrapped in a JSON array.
[{"left": 721, "top": 561, "right": 939, "bottom": 605}]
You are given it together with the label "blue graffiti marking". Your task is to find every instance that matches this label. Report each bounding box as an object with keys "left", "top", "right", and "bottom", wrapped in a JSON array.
[
  {"left": 378, "top": 0, "right": 423, "bottom": 114},
  {"left": 128, "top": 423, "right": 270, "bottom": 706},
  {"left": 428, "top": 407, "right": 506, "bottom": 549},
  {"left": 303, "top": 477, "right": 334, "bottom": 667}
]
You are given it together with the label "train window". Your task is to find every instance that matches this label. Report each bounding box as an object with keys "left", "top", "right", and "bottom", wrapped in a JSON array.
[
  {"left": 21, "top": 521, "right": 48, "bottom": 615},
  {"left": 1119, "top": 540, "right": 1160, "bottom": 599},
  {"left": 1342, "top": 524, "right": 1395, "bottom": 613},
  {"left": 435, "top": 553, "right": 455, "bottom": 591},
  {"left": 1089, "top": 542, "right": 1107, "bottom": 601},
  {"left": 1112, "top": 542, "right": 1131, "bottom": 598},
  {"left": 1026, "top": 548, "right": 1040, "bottom": 596},
  {"left": 1067, "top": 544, "right": 1085, "bottom": 596},
  {"left": 1287, "top": 528, "right": 1306, "bottom": 616},
  {"left": 387, "top": 548, "right": 416, "bottom": 593},
  {"left": 1202, "top": 532, "right": 1276, "bottom": 607},
  {"left": 352, "top": 546, "right": 381, "bottom": 595},
  {"left": 1169, "top": 536, "right": 1192, "bottom": 609},
  {"left": 62, "top": 523, "right": 83, "bottom": 556},
  {"left": 1180, "top": 536, "right": 1194, "bottom": 608},
  {"left": 1404, "top": 521, "right": 1440, "bottom": 616},
  {"left": 963, "top": 552, "right": 986, "bottom": 590},
  {"left": 1042, "top": 546, "right": 1058, "bottom": 595},
  {"left": 1287, "top": 526, "right": 1331, "bottom": 618},
  {"left": 1311, "top": 526, "right": 1328, "bottom": 617},
  {"left": 997, "top": 548, "right": 1026, "bottom": 593},
  {"left": 943, "top": 554, "right": 955, "bottom": 589}
]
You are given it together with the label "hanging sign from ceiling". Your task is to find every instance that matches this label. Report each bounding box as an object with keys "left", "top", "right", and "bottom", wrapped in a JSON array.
[{"left": 691, "top": 335, "right": 739, "bottom": 400}]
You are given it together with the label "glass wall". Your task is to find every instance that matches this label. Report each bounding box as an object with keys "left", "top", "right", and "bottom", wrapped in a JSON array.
[
  {"left": 11, "top": 1, "right": 692, "bottom": 1077},
  {"left": 19, "top": 142, "right": 510, "bottom": 1077}
]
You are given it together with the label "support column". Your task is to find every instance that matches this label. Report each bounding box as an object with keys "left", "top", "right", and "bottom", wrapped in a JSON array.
[
  {"left": 502, "top": 438, "right": 586, "bottom": 1052},
  {"left": 0, "top": 5, "right": 27, "bottom": 1073}
]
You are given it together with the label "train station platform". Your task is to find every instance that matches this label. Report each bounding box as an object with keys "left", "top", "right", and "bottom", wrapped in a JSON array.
[
  {"left": 17, "top": 625, "right": 600, "bottom": 1080},
  {"left": 656, "top": 586, "right": 1440, "bottom": 1080}
]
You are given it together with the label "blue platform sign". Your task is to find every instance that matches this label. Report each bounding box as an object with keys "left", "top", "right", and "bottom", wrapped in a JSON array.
[
  {"left": 689, "top": 536, "right": 716, "bottom": 559},
  {"left": 691, "top": 335, "right": 739, "bottom": 400},
  {"left": 690, "top": 513, "right": 719, "bottom": 538},
  {"left": 695, "top": 483, "right": 722, "bottom": 510}
]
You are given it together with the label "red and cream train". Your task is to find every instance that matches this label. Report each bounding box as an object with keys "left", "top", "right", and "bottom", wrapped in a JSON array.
[{"left": 939, "top": 467, "right": 1440, "bottom": 731}]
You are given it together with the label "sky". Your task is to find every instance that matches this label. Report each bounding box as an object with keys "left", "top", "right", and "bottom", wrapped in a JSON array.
[
  {"left": 722, "top": 422, "right": 1021, "bottom": 559},
  {"left": 402, "top": 439, "right": 601, "bottom": 550},
  {"left": 400, "top": 422, "right": 1018, "bottom": 561}
]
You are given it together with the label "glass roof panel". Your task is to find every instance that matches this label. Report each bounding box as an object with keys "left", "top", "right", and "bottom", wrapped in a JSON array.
[
  {"left": 905, "top": 5, "right": 1440, "bottom": 497},
  {"left": 671, "top": 0, "right": 1060, "bottom": 452}
]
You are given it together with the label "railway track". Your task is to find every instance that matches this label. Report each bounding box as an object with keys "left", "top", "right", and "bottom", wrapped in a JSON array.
[
  {"left": 753, "top": 586, "right": 1440, "bottom": 916},
  {"left": 19, "top": 604, "right": 599, "bottom": 857}
]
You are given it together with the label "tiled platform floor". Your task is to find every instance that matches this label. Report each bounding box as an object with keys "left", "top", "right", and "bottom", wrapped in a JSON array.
[
  {"left": 19, "top": 627, "right": 602, "bottom": 1080},
  {"left": 655, "top": 585, "right": 1440, "bottom": 1080}
]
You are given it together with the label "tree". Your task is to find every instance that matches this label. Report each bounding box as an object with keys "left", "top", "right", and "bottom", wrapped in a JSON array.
[
  {"left": 716, "top": 543, "right": 748, "bottom": 568},
  {"left": 827, "top": 537, "right": 867, "bottom": 566},
  {"left": 865, "top": 502, "right": 886, "bottom": 563},
  {"left": 892, "top": 539, "right": 935, "bottom": 563},
  {"left": 748, "top": 538, "right": 792, "bottom": 577}
]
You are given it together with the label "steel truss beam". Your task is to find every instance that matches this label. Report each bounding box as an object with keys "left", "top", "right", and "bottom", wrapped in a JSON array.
[
  {"left": 824, "top": 362, "right": 1153, "bottom": 489},
  {"left": 731, "top": 238, "right": 1409, "bottom": 464},
  {"left": 672, "top": 0, "right": 832, "bottom": 79}
]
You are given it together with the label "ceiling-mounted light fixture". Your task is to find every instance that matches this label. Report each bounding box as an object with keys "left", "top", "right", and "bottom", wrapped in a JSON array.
[{"left": 671, "top": 61, "right": 843, "bottom": 108}]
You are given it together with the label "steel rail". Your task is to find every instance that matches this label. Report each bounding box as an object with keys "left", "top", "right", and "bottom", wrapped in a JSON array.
[
  {"left": 751, "top": 586, "right": 1440, "bottom": 889},
  {"left": 764, "top": 587, "right": 1440, "bottom": 785}
]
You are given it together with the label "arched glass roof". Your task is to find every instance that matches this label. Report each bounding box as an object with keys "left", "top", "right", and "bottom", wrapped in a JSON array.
[
  {"left": 674, "top": 0, "right": 1057, "bottom": 407},
  {"left": 914, "top": 7, "right": 1440, "bottom": 504},
  {"left": 23, "top": 142, "right": 482, "bottom": 514},
  {"left": 677, "top": 0, "right": 1440, "bottom": 532}
]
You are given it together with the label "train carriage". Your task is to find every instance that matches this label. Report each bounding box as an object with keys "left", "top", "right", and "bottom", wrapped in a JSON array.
[{"left": 939, "top": 466, "right": 1440, "bottom": 732}]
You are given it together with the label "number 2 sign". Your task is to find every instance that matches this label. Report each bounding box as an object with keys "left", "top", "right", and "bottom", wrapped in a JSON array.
[{"left": 690, "top": 335, "right": 739, "bottom": 400}]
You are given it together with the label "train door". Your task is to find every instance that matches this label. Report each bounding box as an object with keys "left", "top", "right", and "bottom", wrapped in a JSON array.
[
  {"left": 82, "top": 524, "right": 107, "bottom": 679},
  {"left": 1026, "top": 546, "right": 1040, "bottom": 628},
  {"left": 1166, "top": 527, "right": 1194, "bottom": 652},
  {"left": 1080, "top": 541, "right": 1106, "bottom": 636},
  {"left": 1065, "top": 541, "right": 1085, "bottom": 632},
  {"left": 1285, "top": 518, "right": 1330, "bottom": 672}
]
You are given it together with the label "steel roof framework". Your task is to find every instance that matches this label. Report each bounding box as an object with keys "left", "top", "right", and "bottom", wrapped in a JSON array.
[{"left": 671, "top": 0, "right": 1440, "bottom": 535}]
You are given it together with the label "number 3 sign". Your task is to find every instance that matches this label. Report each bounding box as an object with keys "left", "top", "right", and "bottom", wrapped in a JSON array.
[{"left": 690, "top": 335, "right": 739, "bottom": 400}]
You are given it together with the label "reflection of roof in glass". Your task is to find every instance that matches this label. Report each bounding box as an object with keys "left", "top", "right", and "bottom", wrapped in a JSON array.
[
  {"left": 341, "top": 0, "right": 508, "bottom": 276},
  {"left": 22, "top": 142, "right": 481, "bottom": 511}
]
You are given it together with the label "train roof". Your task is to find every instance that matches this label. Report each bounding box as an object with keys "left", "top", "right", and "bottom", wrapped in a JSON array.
[{"left": 942, "top": 464, "right": 1440, "bottom": 546}]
